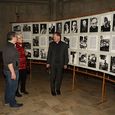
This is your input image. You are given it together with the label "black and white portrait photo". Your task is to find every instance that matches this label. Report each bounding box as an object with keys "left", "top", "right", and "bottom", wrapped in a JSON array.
[
  {"left": 40, "top": 24, "right": 47, "bottom": 34},
  {"left": 39, "top": 49, "right": 47, "bottom": 59},
  {"left": 89, "top": 17, "right": 98, "bottom": 32},
  {"left": 26, "top": 50, "right": 31, "bottom": 58},
  {"left": 49, "top": 36, "right": 53, "bottom": 44},
  {"left": 88, "top": 54, "right": 97, "bottom": 68},
  {"left": 49, "top": 23, "right": 55, "bottom": 34},
  {"left": 63, "top": 36, "right": 70, "bottom": 48},
  {"left": 112, "top": 14, "right": 115, "bottom": 31},
  {"left": 99, "top": 55, "right": 109, "bottom": 71},
  {"left": 23, "top": 41, "right": 31, "bottom": 49},
  {"left": 69, "top": 51, "right": 77, "bottom": 65},
  {"left": 80, "top": 19, "right": 88, "bottom": 33},
  {"left": 13, "top": 24, "right": 21, "bottom": 31},
  {"left": 101, "top": 15, "right": 111, "bottom": 32},
  {"left": 110, "top": 56, "right": 115, "bottom": 73},
  {"left": 64, "top": 21, "right": 70, "bottom": 34},
  {"left": 56, "top": 22, "right": 62, "bottom": 33},
  {"left": 79, "top": 36, "right": 88, "bottom": 49},
  {"left": 79, "top": 52, "right": 87, "bottom": 66},
  {"left": 23, "top": 24, "right": 31, "bottom": 32},
  {"left": 33, "top": 48, "right": 39, "bottom": 58},
  {"left": 33, "top": 36, "right": 39, "bottom": 46},
  {"left": 32, "top": 24, "right": 39, "bottom": 34},
  {"left": 71, "top": 20, "right": 78, "bottom": 33},
  {"left": 100, "top": 35, "right": 110, "bottom": 52}
]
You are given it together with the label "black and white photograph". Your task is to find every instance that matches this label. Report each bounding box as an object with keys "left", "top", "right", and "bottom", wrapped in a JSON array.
[
  {"left": 40, "top": 24, "right": 47, "bottom": 34},
  {"left": 99, "top": 54, "right": 109, "bottom": 71},
  {"left": 69, "top": 51, "right": 77, "bottom": 65},
  {"left": 70, "top": 36, "right": 78, "bottom": 49},
  {"left": 89, "top": 17, "right": 98, "bottom": 32},
  {"left": 112, "top": 14, "right": 115, "bottom": 31},
  {"left": 63, "top": 36, "right": 70, "bottom": 48},
  {"left": 39, "top": 36, "right": 48, "bottom": 47},
  {"left": 33, "top": 48, "right": 39, "bottom": 58},
  {"left": 79, "top": 36, "right": 88, "bottom": 49},
  {"left": 71, "top": 20, "right": 78, "bottom": 33},
  {"left": 88, "top": 35, "right": 98, "bottom": 50},
  {"left": 32, "top": 24, "right": 39, "bottom": 34},
  {"left": 39, "top": 48, "right": 47, "bottom": 59},
  {"left": 23, "top": 24, "right": 31, "bottom": 31},
  {"left": 33, "top": 36, "right": 39, "bottom": 46},
  {"left": 25, "top": 50, "right": 31, "bottom": 58},
  {"left": 80, "top": 18, "right": 88, "bottom": 33},
  {"left": 110, "top": 56, "right": 115, "bottom": 73},
  {"left": 13, "top": 24, "right": 21, "bottom": 31},
  {"left": 79, "top": 52, "right": 87, "bottom": 66},
  {"left": 23, "top": 41, "right": 31, "bottom": 49},
  {"left": 56, "top": 22, "right": 62, "bottom": 33},
  {"left": 100, "top": 35, "right": 110, "bottom": 52},
  {"left": 49, "top": 23, "right": 55, "bottom": 34},
  {"left": 88, "top": 54, "right": 97, "bottom": 68},
  {"left": 64, "top": 21, "right": 70, "bottom": 34},
  {"left": 101, "top": 15, "right": 111, "bottom": 32}
]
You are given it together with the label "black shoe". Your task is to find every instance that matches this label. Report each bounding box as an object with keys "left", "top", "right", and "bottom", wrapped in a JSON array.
[
  {"left": 51, "top": 91, "right": 56, "bottom": 96},
  {"left": 56, "top": 90, "right": 61, "bottom": 95},
  {"left": 21, "top": 91, "right": 29, "bottom": 95},
  {"left": 10, "top": 103, "right": 23, "bottom": 108},
  {"left": 16, "top": 93, "right": 22, "bottom": 97}
]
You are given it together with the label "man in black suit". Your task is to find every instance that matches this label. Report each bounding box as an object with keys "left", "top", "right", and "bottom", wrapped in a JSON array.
[{"left": 46, "top": 32, "right": 69, "bottom": 96}]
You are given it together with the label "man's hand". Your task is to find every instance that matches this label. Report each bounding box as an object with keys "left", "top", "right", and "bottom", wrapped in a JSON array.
[
  {"left": 11, "top": 72, "right": 16, "bottom": 80},
  {"left": 46, "top": 64, "right": 50, "bottom": 68},
  {"left": 64, "top": 65, "right": 67, "bottom": 69}
]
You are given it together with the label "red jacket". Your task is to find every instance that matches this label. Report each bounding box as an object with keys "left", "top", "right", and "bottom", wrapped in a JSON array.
[{"left": 16, "top": 43, "right": 26, "bottom": 70}]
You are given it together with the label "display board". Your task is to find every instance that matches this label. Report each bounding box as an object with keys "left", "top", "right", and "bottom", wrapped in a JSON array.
[{"left": 12, "top": 11, "right": 115, "bottom": 76}]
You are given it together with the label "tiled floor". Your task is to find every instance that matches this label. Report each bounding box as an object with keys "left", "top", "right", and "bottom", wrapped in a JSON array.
[{"left": 0, "top": 64, "right": 115, "bottom": 115}]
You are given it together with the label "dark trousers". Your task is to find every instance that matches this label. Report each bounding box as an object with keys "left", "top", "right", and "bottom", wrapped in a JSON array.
[
  {"left": 17, "top": 69, "right": 27, "bottom": 93},
  {"left": 50, "top": 64, "right": 63, "bottom": 92},
  {"left": 4, "top": 70, "right": 19, "bottom": 106}
]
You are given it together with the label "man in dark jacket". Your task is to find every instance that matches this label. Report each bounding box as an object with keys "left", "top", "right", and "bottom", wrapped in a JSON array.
[{"left": 46, "top": 32, "right": 69, "bottom": 96}]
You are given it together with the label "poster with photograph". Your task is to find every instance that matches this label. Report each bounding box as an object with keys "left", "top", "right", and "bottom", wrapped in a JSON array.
[
  {"left": 111, "top": 35, "right": 115, "bottom": 52},
  {"left": 69, "top": 50, "right": 77, "bottom": 65},
  {"left": 39, "top": 48, "right": 48, "bottom": 60},
  {"left": 78, "top": 52, "right": 87, "bottom": 66},
  {"left": 99, "top": 54, "right": 109, "bottom": 71},
  {"left": 88, "top": 35, "right": 98, "bottom": 50},
  {"left": 63, "top": 21, "right": 70, "bottom": 34},
  {"left": 80, "top": 18, "right": 88, "bottom": 33},
  {"left": 12, "top": 24, "right": 22, "bottom": 32},
  {"left": 32, "top": 24, "right": 39, "bottom": 34},
  {"left": 110, "top": 56, "right": 115, "bottom": 73},
  {"left": 112, "top": 14, "right": 115, "bottom": 31},
  {"left": 70, "top": 36, "right": 78, "bottom": 49},
  {"left": 39, "top": 36, "right": 48, "bottom": 47},
  {"left": 100, "top": 35, "right": 110, "bottom": 52},
  {"left": 89, "top": 17, "right": 98, "bottom": 32},
  {"left": 88, "top": 53, "right": 97, "bottom": 68},
  {"left": 32, "top": 36, "right": 39, "bottom": 46},
  {"left": 71, "top": 20, "right": 78, "bottom": 33},
  {"left": 33, "top": 48, "right": 39, "bottom": 58},
  {"left": 49, "top": 23, "right": 55, "bottom": 34},
  {"left": 79, "top": 35, "right": 88, "bottom": 50},
  {"left": 25, "top": 50, "right": 31, "bottom": 58},
  {"left": 22, "top": 30, "right": 32, "bottom": 40},
  {"left": 63, "top": 36, "right": 70, "bottom": 48},
  {"left": 56, "top": 22, "right": 62, "bottom": 33},
  {"left": 101, "top": 14, "right": 111, "bottom": 32},
  {"left": 40, "top": 24, "right": 47, "bottom": 34},
  {"left": 23, "top": 41, "right": 31, "bottom": 49},
  {"left": 23, "top": 24, "right": 31, "bottom": 32}
]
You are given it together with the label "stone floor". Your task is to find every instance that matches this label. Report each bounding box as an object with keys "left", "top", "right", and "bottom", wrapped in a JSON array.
[{"left": 0, "top": 64, "right": 115, "bottom": 115}]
